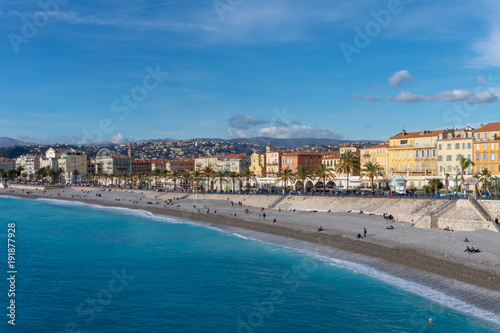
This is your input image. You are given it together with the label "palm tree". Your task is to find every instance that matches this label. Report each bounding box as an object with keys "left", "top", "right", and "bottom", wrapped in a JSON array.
[
  {"left": 191, "top": 170, "right": 202, "bottom": 193},
  {"left": 201, "top": 166, "right": 214, "bottom": 193},
  {"left": 458, "top": 155, "right": 475, "bottom": 191},
  {"left": 444, "top": 173, "right": 450, "bottom": 195},
  {"left": 429, "top": 178, "right": 443, "bottom": 195},
  {"left": 336, "top": 152, "right": 360, "bottom": 191},
  {"left": 275, "top": 168, "right": 294, "bottom": 193},
  {"left": 313, "top": 164, "right": 336, "bottom": 193},
  {"left": 241, "top": 169, "right": 256, "bottom": 191},
  {"left": 153, "top": 169, "right": 162, "bottom": 188},
  {"left": 488, "top": 176, "right": 500, "bottom": 194},
  {"left": 360, "top": 161, "right": 384, "bottom": 193},
  {"left": 169, "top": 171, "right": 180, "bottom": 191},
  {"left": 72, "top": 169, "right": 80, "bottom": 184},
  {"left": 295, "top": 166, "right": 312, "bottom": 192},
  {"left": 475, "top": 168, "right": 493, "bottom": 195},
  {"left": 181, "top": 173, "right": 191, "bottom": 191},
  {"left": 227, "top": 172, "right": 240, "bottom": 193},
  {"left": 214, "top": 171, "right": 227, "bottom": 193}
]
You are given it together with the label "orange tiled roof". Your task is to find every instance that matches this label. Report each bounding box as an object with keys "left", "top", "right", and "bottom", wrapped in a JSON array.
[
  {"left": 474, "top": 122, "right": 500, "bottom": 132},
  {"left": 390, "top": 129, "right": 444, "bottom": 139},
  {"left": 363, "top": 142, "right": 389, "bottom": 149}
]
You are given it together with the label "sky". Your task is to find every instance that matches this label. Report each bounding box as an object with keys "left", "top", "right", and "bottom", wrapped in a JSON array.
[{"left": 1, "top": 0, "right": 500, "bottom": 144}]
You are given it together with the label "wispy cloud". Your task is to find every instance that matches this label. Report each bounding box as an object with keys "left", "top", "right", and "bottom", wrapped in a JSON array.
[
  {"left": 388, "top": 90, "right": 498, "bottom": 104},
  {"left": 353, "top": 94, "right": 381, "bottom": 102}
]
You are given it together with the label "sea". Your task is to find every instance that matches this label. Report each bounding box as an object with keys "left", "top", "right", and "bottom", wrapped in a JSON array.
[{"left": 0, "top": 196, "right": 499, "bottom": 332}]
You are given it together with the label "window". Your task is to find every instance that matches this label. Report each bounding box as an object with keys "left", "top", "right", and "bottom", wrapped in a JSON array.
[
  {"left": 439, "top": 144, "right": 442, "bottom": 150},
  {"left": 492, "top": 154, "right": 496, "bottom": 161},
  {"left": 447, "top": 144, "right": 452, "bottom": 150},
  {"left": 446, "top": 155, "right": 452, "bottom": 161},
  {"left": 468, "top": 143, "right": 472, "bottom": 149},
  {"left": 477, "top": 133, "right": 481, "bottom": 140},
  {"left": 476, "top": 144, "right": 480, "bottom": 151},
  {"left": 455, "top": 143, "right": 460, "bottom": 149},
  {"left": 484, "top": 154, "right": 488, "bottom": 161},
  {"left": 476, "top": 154, "right": 481, "bottom": 161}
]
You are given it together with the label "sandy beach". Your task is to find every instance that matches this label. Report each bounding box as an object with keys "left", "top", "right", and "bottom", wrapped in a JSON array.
[{"left": 3, "top": 186, "right": 500, "bottom": 316}]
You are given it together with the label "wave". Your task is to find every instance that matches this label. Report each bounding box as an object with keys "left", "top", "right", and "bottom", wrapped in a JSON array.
[
  {"left": 207, "top": 225, "right": 500, "bottom": 327},
  {"left": 31, "top": 197, "right": 500, "bottom": 326}
]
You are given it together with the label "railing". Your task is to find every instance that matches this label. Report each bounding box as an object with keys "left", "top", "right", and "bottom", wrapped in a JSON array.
[
  {"left": 414, "top": 198, "right": 458, "bottom": 223},
  {"left": 469, "top": 197, "right": 493, "bottom": 222},
  {"left": 268, "top": 194, "right": 286, "bottom": 208}
]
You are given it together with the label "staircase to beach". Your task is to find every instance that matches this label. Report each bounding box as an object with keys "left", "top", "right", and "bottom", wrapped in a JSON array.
[
  {"left": 268, "top": 194, "right": 286, "bottom": 208},
  {"left": 469, "top": 198, "right": 500, "bottom": 232}
]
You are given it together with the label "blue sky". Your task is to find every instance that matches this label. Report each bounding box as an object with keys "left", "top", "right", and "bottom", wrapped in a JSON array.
[{"left": 1, "top": 0, "right": 500, "bottom": 144}]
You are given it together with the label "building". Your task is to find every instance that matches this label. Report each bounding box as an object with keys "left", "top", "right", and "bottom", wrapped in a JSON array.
[
  {"left": 265, "top": 143, "right": 291, "bottom": 176},
  {"left": 339, "top": 144, "right": 360, "bottom": 154},
  {"left": 87, "top": 157, "right": 95, "bottom": 175},
  {"left": 151, "top": 160, "right": 169, "bottom": 172},
  {"left": 436, "top": 127, "right": 474, "bottom": 175},
  {"left": 167, "top": 160, "right": 195, "bottom": 173},
  {"left": 132, "top": 160, "right": 153, "bottom": 175},
  {"left": 388, "top": 129, "right": 453, "bottom": 177},
  {"left": 40, "top": 147, "right": 69, "bottom": 171},
  {"left": 58, "top": 151, "right": 87, "bottom": 183},
  {"left": 250, "top": 153, "right": 266, "bottom": 177},
  {"left": 194, "top": 157, "right": 220, "bottom": 171},
  {"left": 0, "top": 158, "right": 16, "bottom": 172},
  {"left": 473, "top": 122, "right": 500, "bottom": 175},
  {"left": 321, "top": 152, "right": 341, "bottom": 170},
  {"left": 360, "top": 143, "right": 390, "bottom": 172},
  {"left": 95, "top": 155, "right": 132, "bottom": 175},
  {"left": 217, "top": 154, "right": 251, "bottom": 173},
  {"left": 281, "top": 151, "right": 322, "bottom": 173}
]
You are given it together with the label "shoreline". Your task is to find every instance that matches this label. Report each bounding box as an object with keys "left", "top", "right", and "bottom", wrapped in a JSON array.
[{"left": 2, "top": 190, "right": 500, "bottom": 317}]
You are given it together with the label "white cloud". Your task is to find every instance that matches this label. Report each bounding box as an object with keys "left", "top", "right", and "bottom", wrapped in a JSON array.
[
  {"left": 388, "top": 70, "right": 415, "bottom": 87},
  {"left": 257, "top": 125, "right": 341, "bottom": 139},
  {"left": 476, "top": 75, "right": 489, "bottom": 85},
  {"left": 110, "top": 133, "right": 134, "bottom": 144},
  {"left": 389, "top": 89, "right": 498, "bottom": 104}
]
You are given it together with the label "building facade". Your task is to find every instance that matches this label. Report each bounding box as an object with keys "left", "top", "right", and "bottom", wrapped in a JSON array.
[
  {"left": 167, "top": 160, "right": 195, "bottom": 173},
  {"left": 95, "top": 155, "right": 132, "bottom": 175},
  {"left": 58, "top": 151, "right": 87, "bottom": 183},
  {"left": 436, "top": 127, "right": 474, "bottom": 175},
  {"left": 360, "top": 143, "right": 390, "bottom": 172},
  {"left": 473, "top": 122, "right": 500, "bottom": 175},
  {"left": 281, "top": 151, "right": 322, "bottom": 173},
  {"left": 388, "top": 129, "right": 453, "bottom": 177},
  {"left": 0, "top": 158, "right": 16, "bottom": 172},
  {"left": 250, "top": 153, "right": 266, "bottom": 177}
]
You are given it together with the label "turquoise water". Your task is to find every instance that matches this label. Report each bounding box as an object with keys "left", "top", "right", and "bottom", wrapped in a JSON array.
[{"left": 0, "top": 196, "right": 499, "bottom": 332}]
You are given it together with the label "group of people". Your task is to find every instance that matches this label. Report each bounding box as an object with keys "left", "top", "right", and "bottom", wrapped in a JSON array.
[
  {"left": 464, "top": 246, "right": 481, "bottom": 253},
  {"left": 443, "top": 226, "right": 454, "bottom": 231},
  {"left": 382, "top": 213, "right": 394, "bottom": 221},
  {"left": 357, "top": 228, "right": 368, "bottom": 239}
]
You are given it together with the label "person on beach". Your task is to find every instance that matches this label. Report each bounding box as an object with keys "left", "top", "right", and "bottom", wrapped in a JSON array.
[
  {"left": 364, "top": 228, "right": 367, "bottom": 238},
  {"left": 357, "top": 233, "right": 362, "bottom": 239},
  {"left": 273, "top": 219, "right": 276, "bottom": 223},
  {"left": 465, "top": 246, "right": 471, "bottom": 252},
  {"left": 496, "top": 218, "right": 499, "bottom": 225},
  {"left": 318, "top": 226, "right": 324, "bottom": 232},
  {"left": 464, "top": 237, "right": 469, "bottom": 242},
  {"left": 263, "top": 213, "right": 266, "bottom": 220}
]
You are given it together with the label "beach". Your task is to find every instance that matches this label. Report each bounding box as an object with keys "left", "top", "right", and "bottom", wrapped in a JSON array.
[{"left": 3, "top": 186, "right": 500, "bottom": 315}]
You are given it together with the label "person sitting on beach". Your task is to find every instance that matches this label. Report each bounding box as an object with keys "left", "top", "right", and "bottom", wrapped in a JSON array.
[
  {"left": 359, "top": 210, "right": 363, "bottom": 214},
  {"left": 464, "top": 237, "right": 469, "bottom": 242},
  {"left": 386, "top": 225, "right": 394, "bottom": 230},
  {"left": 356, "top": 233, "right": 362, "bottom": 239},
  {"left": 317, "top": 226, "right": 324, "bottom": 232},
  {"left": 347, "top": 210, "right": 352, "bottom": 213},
  {"left": 464, "top": 246, "right": 471, "bottom": 252},
  {"left": 443, "top": 226, "right": 449, "bottom": 231},
  {"left": 273, "top": 219, "right": 276, "bottom": 223}
]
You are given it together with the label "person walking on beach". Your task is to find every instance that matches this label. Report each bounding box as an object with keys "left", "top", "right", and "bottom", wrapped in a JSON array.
[
  {"left": 263, "top": 213, "right": 266, "bottom": 220},
  {"left": 364, "top": 228, "right": 367, "bottom": 238}
]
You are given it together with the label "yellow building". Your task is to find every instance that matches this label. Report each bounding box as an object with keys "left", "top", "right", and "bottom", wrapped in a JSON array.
[
  {"left": 360, "top": 143, "right": 389, "bottom": 173},
  {"left": 58, "top": 150, "right": 88, "bottom": 183},
  {"left": 473, "top": 122, "right": 500, "bottom": 175},
  {"left": 388, "top": 129, "right": 453, "bottom": 177},
  {"left": 250, "top": 152, "right": 266, "bottom": 177},
  {"left": 436, "top": 127, "right": 474, "bottom": 175}
]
